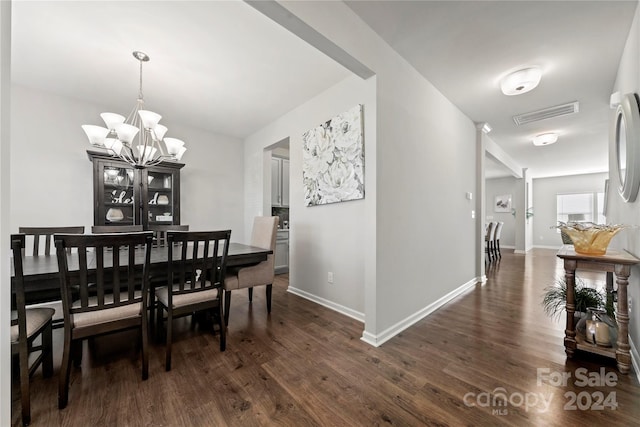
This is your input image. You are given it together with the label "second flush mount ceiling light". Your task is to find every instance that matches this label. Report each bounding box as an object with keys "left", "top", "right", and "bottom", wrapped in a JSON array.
[{"left": 500, "top": 67, "right": 542, "bottom": 96}]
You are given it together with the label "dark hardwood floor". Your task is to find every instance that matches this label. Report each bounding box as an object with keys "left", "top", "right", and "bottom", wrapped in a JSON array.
[{"left": 12, "top": 249, "right": 640, "bottom": 426}]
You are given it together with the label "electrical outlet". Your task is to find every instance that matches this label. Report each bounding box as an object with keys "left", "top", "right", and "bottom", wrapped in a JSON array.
[
  {"left": 328, "top": 272, "right": 334, "bottom": 284},
  {"left": 629, "top": 297, "right": 633, "bottom": 311}
]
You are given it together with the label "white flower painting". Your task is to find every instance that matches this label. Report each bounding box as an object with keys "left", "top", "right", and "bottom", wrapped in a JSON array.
[{"left": 302, "top": 104, "right": 364, "bottom": 206}]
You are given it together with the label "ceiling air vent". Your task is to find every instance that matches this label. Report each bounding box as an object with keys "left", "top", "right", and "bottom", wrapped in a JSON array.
[{"left": 513, "top": 101, "right": 579, "bottom": 125}]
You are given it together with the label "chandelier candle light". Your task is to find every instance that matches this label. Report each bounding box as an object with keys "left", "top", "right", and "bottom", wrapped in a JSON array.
[{"left": 82, "top": 51, "right": 186, "bottom": 168}]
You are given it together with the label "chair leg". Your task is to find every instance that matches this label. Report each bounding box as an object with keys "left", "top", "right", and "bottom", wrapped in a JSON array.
[
  {"left": 165, "top": 310, "right": 173, "bottom": 371},
  {"left": 149, "top": 286, "right": 156, "bottom": 336},
  {"left": 156, "top": 303, "right": 164, "bottom": 341},
  {"left": 71, "top": 340, "right": 82, "bottom": 368},
  {"left": 42, "top": 322, "right": 54, "bottom": 378},
  {"left": 266, "top": 284, "right": 272, "bottom": 314},
  {"left": 248, "top": 287, "right": 253, "bottom": 302},
  {"left": 218, "top": 304, "right": 226, "bottom": 352},
  {"left": 18, "top": 342, "right": 31, "bottom": 426},
  {"left": 224, "top": 290, "right": 231, "bottom": 327},
  {"left": 141, "top": 318, "right": 149, "bottom": 380},
  {"left": 58, "top": 331, "right": 72, "bottom": 409},
  {"left": 497, "top": 240, "right": 502, "bottom": 258}
]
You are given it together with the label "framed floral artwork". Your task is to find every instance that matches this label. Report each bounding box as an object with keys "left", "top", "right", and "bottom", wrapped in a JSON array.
[
  {"left": 495, "top": 194, "right": 512, "bottom": 212},
  {"left": 302, "top": 104, "right": 364, "bottom": 206}
]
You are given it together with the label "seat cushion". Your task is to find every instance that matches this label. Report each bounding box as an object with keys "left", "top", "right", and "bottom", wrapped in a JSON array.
[
  {"left": 71, "top": 292, "right": 142, "bottom": 329},
  {"left": 223, "top": 256, "right": 274, "bottom": 291},
  {"left": 10, "top": 307, "right": 55, "bottom": 343},
  {"left": 156, "top": 282, "right": 220, "bottom": 309}
]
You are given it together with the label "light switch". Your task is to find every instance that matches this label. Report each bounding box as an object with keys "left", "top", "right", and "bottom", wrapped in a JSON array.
[{"left": 466, "top": 192, "right": 473, "bottom": 200}]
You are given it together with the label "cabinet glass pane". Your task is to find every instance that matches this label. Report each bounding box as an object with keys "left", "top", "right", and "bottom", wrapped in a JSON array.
[
  {"left": 103, "top": 166, "right": 135, "bottom": 225},
  {"left": 147, "top": 171, "right": 174, "bottom": 224}
]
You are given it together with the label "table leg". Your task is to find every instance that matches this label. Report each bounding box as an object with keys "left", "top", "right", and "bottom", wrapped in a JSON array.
[
  {"left": 614, "top": 265, "right": 631, "bottom": 374},
  {"left": 564, "top": 259, "right": 577, "bottom": 358}
]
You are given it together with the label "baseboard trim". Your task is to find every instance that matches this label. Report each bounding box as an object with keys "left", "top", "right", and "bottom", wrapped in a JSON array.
[
  {"left": 533, "top": 244, "right": 562, "bottom": 250},
  {"left": 629, "top": 336, "right": 640, "bottom": 384},
  {"left": 287, "top": 286, "right": 365, "bottom": 323},
  {"left": 360, "top": 277, "right": 480, "bottom": 347}
]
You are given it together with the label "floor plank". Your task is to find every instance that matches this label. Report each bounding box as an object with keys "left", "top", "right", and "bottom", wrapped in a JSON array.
[{"left": 12, "top": 249, "right": 640, "bottom": 426}]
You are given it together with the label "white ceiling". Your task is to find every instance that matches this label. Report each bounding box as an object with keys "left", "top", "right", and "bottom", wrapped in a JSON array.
[
  {"left": 10, "top": 1, "right": 350, "bottom": 139},
  {"left": 345, "top": 0, "right": 638, "bottom": 179},
  {"left": 11, "top": 1, "right": 639, "bottom": 179}
]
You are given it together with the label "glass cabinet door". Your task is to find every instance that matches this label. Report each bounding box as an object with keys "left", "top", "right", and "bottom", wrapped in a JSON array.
[
  {"left": 144, "top": 169, "right": 178, "bottom": 226},
  {"left": 101, "top": 165, "right": 136, "bottom": 225}
]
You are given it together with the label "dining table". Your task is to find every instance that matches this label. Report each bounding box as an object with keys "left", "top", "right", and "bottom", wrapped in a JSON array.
[{"left": 11, "top": 242, "right": 272, "bottom": 305}]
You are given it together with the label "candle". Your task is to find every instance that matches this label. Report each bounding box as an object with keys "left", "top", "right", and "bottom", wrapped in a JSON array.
[{"left": 595, "top": 322, "right": 611, "bottom": 347}]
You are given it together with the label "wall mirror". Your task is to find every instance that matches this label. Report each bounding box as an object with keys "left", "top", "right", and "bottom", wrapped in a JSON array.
[{"left": 615, "top": 93, "right": 640, "bottom": 203}]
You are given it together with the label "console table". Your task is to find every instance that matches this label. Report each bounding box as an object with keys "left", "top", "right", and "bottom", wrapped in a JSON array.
[{"left": 557, "top": 246, "right": 639, "bottom": 374}]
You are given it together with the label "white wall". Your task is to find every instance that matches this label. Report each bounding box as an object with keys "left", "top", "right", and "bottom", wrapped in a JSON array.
[
  {"left": 0, "top": 0, "right": 11, "bottom": 422},
  {"left": 608, "top": 1, "right": 640, "bottom": 378},
  {"left": 267, "top": 2, "right": 478, "bottom": 343},
  {"left": 10, "top": 85, "right": 245, "bottom": 240},
  {"left": 486, "top": 177, "right": 517, "bottom": 247},
  {"left": 532, "top": 172, "right": 608, "bottom": 248},
  {"left": 244, "top": 75, "right": 375, "bottom": 319}
]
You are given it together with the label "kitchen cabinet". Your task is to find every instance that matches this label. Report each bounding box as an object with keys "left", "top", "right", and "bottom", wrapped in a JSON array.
[
  {"left": 87, "top": 150, "right": 184, "bottom": 229},
  {"left": 274, "top": 230, "right": 289, "bottom": 274},
  {"left": 271, "top": 157, "right": 289, "bottom": 207}
]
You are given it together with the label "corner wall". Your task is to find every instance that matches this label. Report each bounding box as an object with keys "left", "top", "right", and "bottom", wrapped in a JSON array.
[
  {"left": 272, "top": 1, "right": 479, "bottom": 343},
  {"left": 243, "top": 75, "right": 376, "bottom": 319},
  {"left": 486, "top": 177, "right": 518, "bottom": 247}
]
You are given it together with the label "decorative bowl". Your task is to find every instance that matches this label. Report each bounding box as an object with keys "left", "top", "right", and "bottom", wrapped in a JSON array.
[
  {"left": 557, "top": 222, "right": 626, "bottom": 256},
  {"left": 106, "top": 208, "right": 124, "bottom": 222}
]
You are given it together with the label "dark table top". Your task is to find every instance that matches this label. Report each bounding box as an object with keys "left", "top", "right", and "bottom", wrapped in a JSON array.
[{"left": 13, "top": 242, "right": 271, "bottom": 292}]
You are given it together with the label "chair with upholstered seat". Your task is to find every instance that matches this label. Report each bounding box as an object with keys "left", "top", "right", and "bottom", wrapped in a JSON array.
[
  {"left": 18, "top": 226, "right": 85, "bottom": 330},
  {"left": 54, "top": 231, "right": 154, "bottom": 409},
  {"left": 147, "top": 224, "right": 189, "bottom": 247},
  {"left": 154, "top": 230, "right": 231, "bottom": 371},
  {"left": 11, "top": 234, "right": 55, "bottom": 426},
  {"left": 19, "top": 226, "right": 85, "bottom": 257},
  {"left": 223, "top": 216, "right": 278, "bottom": 326},
  {"left": 493, "top": 221, "right": 504, "bottom": 258},
  {"left": 485, "top": 222, "right": 496, "bottom": 262}
]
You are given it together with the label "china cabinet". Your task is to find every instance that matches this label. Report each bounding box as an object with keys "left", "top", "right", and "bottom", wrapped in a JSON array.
[{"left": 88, "top": 150, "right": 184, "bottom": 229}]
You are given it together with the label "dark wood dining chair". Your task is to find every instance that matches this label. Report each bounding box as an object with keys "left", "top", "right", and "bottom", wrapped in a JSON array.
[
  {"left": 147, "top": 224, "right": 189, "bottom": 247},
  {"left": 11, "top": 234, "right": 54, "bottom": 426},
  {"left": 19, "top": 226, "right": 85, "bottom": 256},
  {"left": 154, "top": 230, "right": 231, "bottom": 371},
  {"left": 18, "top": 226, "right": 85, "bottom": 329},
  {"left": 91, "top": 224, "right": 144, "bottom": 233},
  {"left": 485, "top": 221, "right": 496, "bottom": 262},
  {"left": 54, "top": 231, "right": 154, "bottom": 409},
  {"left": 493, "top": 221, "right": 504, "bottom": 258},
  {"left": 223, "top": 216, "right": 277, "bottom": 326}
]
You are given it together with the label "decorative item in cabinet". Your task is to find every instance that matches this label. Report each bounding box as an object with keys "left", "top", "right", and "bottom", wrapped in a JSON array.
[{"left": 88, "top": 150, "right": 183, "bottom": 228}]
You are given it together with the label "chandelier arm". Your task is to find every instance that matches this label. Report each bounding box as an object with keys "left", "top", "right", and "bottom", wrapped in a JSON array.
[{"left": 83, "top": 51, "right": 185, "bottom": 169}]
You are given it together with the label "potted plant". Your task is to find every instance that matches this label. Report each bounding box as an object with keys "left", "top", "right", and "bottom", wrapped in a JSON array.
[{"left": 541, "top": 277, "right": 613, "bottom": 320}]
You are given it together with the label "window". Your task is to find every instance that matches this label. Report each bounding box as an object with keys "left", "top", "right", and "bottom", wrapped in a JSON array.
[{"left": 556, "top": 192, "right": 605, "bottom": 228}]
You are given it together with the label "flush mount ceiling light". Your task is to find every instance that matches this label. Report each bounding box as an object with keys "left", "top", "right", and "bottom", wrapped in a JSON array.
[
  {"left": 500, "top": 67, "right": 542, "bottom": 96},
  {"left": 532, "top": 132, "right": 558, "bottom": 146}
]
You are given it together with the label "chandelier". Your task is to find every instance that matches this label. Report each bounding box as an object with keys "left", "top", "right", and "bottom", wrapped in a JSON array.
[{"left": 82, "top": 51, "right": 186, "bottom": 168}]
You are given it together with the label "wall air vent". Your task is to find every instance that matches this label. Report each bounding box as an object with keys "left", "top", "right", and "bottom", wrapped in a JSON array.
[{"left": 513, "top": 101, "right": 579, "bottom": 125}]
